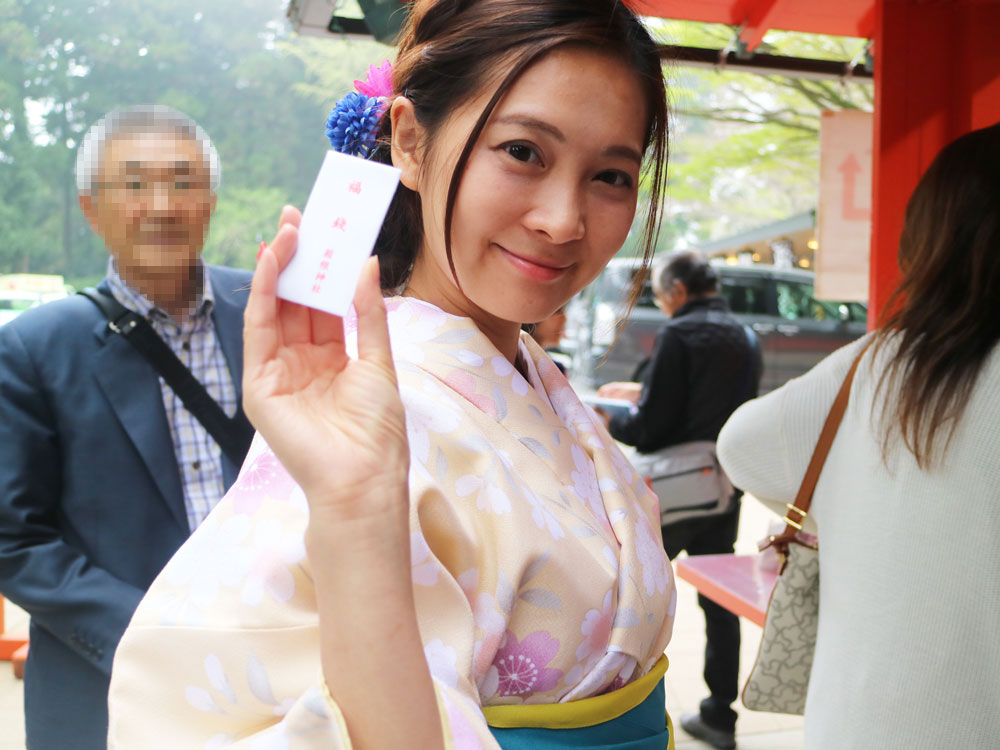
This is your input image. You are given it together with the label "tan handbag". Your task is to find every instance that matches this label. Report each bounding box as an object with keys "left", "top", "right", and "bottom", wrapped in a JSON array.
[{"left": 742, "top": 344, "right": 869, "bottom": 715}]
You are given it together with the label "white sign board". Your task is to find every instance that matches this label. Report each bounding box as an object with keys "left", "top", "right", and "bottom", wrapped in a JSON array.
[{"left": 816, "top": 110, "right": 872, "bottom": 302}]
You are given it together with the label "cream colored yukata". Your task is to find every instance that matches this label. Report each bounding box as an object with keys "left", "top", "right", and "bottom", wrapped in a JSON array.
[{"left": 108, "top": 296, "right": 676, "bottom": 749}]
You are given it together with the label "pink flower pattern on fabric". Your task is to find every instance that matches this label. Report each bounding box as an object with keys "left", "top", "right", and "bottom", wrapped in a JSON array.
[
  {"left": 232, "top": 450, "right": 298, "bottom": 515},
  {"left": 575, "top": 590, "right": 614, "bottom": 662},
  {"left": 444, "top": 369, "right": 497, "bottom": 418},
  {"left": 493, "top": 630, "right": 563, "bottom": 697}
]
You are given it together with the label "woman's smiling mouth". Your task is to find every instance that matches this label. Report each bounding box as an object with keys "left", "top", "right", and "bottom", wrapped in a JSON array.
[{"left": 497, "top": 245, "right": 571, "bottom": 282}]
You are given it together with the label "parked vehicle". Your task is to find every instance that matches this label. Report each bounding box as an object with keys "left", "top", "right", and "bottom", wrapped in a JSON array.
[
  {"left": 0, "top": 274, "right": 72, "bottom": 327},
  {"left": 0, "top": 292, "right": 45, "bottom": 327},
  {"left": 565, "top": 260, "right": 867, "bottom": 392}
]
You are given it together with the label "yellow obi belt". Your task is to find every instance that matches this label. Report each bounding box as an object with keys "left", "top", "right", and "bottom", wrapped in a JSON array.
[{"left": 484, "top": 654, "right": 674, "bottom": 750}]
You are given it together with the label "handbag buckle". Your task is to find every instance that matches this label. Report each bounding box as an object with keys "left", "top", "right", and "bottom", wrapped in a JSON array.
[{"left": 783, "top": 503, "right": 808, "bottom": 531}]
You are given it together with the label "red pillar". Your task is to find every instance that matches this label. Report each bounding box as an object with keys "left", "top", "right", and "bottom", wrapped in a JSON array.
[{"left": 870, "top": 0, "right": 1000, "bottom": 327}]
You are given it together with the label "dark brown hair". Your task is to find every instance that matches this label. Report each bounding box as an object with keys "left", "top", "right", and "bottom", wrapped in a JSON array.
[
  {"left": 874, "top": 122, "right": 1000, "bottom": 467},
  {"left": 367, "top": 0, "right": 668, "bottom": 300}
]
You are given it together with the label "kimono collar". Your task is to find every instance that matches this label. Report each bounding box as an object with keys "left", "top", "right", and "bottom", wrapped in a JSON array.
[{"left": 379, "top": 296, "right": 598, "bottom": 447}]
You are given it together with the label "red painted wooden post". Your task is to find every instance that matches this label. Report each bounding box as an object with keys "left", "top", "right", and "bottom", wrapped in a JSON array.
[{"left": 870, "top": 0, "right": 1000, "bottom": 327}]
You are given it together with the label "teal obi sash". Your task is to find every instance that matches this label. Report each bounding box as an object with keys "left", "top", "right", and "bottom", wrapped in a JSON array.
[{"left": 484, "top": 654, "right": 674, "bottom": 750}]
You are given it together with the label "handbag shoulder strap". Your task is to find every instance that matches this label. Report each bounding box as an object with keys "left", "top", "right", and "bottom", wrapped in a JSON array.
[
  {"left": 78, "top": 287, "right": 253, "bottom": 468},
  {"left": 767, "top": 340, "right": 872, "bottom": 554}
]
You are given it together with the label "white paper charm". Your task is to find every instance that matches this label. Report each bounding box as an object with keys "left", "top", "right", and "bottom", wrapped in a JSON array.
[{"left": 276, "top": 150, "right": 401, "bottom": 316}]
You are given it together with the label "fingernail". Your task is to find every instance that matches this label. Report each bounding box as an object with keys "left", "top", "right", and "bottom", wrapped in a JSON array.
[{"left": 257, "top": 241, "right": 267, "bottom": 261}]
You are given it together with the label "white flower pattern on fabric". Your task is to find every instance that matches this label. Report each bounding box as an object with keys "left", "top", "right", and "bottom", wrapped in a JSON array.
[
  {"left": 242, "top": 519, "right": 306, "bottom": 607},
  {"left": 441, "top": 690, "right": 486, "bottom": 750},
  {"left": 159, "top": 514, "right": 254, "bottom": 625},
  {"left": 522, "top": 484, "right": 565, "bottom": 540},
  {"left": 632, "top": 501, "right": 672, "bottom": 597},
  {"left": 472, "top": 592, "right": 507, "bottom": 694},
  {"left": 402, "top": 384, "right": 463, "bottom": 466},
  {"left": 490, "top": 355, "right": 530, "bottom": 396},
  {"left": 385, "top": 299, "right": 449, "bottom": 365},
  {"left": 455, "top": 473, "right": 513, "bottom": 515},
  {"left": 425, "top": 638, "right": 460, "bottom": 690},
  {"left": 569, "top": 444, "right": 612, "bottom": 532},
  {"left": 608, "top": 443, "right": 639, "bottom": 489},
  {"left": 411, "top": 532, "right": 440, "bottom": 587}
]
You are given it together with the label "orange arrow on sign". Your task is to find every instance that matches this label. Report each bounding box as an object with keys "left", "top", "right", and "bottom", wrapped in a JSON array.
[{"left": 838, "top": 153, "right": 871, "bottom": 221}]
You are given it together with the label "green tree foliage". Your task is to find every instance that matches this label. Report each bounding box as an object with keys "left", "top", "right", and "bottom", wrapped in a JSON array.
[
  {"left": 0, "top": 0, "right": 386, "bottom": 284},
  {"left": 205, "top": 185, "right": 290, "bottom": 269},
  {"left": 651, "top": 20, "right": 873, "bottom": 246},
  {"left": 281, "top": 35, "right": 388, "bottom": 114}
]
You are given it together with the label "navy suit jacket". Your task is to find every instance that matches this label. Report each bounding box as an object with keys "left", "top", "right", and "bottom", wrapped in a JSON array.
[{"left": 0, "top": 264, "right": 252, "bottom": 749}]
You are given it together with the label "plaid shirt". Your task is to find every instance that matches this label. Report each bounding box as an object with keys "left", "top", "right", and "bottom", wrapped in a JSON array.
[{"left": 107, "top": 260, "right": 237, "bottom": 531}]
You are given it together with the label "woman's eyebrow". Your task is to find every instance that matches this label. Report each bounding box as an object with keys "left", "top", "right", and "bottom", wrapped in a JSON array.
[
  {"left": 604, "top": 145, "right": 642, "bottom": 164},
  {"left": 492, "top": 114, "right": 642, "bottom": 164},
  {"left": 493, "top": 114, "right": 565, "bottom": 142}
]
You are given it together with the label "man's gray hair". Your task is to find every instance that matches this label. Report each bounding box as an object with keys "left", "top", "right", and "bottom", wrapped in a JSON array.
[{"left": 75, "top": 104, "right": 221, "bottom": 195}]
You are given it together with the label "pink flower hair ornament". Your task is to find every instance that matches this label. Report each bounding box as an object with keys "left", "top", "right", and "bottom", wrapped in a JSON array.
[
  {"left": 326, "top": 59, "right": 395, "bottom": 158},
  {"left": 354, "top": 59, "right": 394, "bottom": 100}
]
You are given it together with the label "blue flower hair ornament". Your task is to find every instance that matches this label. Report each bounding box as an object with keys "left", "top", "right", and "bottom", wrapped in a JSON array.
[{"left": 326, "top": 60, "right": 394, "bottom": 159}]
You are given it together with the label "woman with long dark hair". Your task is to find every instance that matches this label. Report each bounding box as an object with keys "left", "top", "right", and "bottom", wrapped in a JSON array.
[
  {"left": 107, "top": 1, "right": 679, "bottom": 748},
  {"left": 717, "top": 122, "right": 1000, "bottom": 750}
]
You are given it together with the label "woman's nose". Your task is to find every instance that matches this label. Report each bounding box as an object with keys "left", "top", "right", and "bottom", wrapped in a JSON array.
[{"left": 523, "top": 183, "right": 585, "bottom": 244}]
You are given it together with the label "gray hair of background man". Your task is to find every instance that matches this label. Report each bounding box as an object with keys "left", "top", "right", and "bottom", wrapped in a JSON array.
[
  {"left": 655, "top": 250, "right": 719, "bottom": 297},
  {"left": 74, "top": 104, "right": 221, "bottom": 195}
]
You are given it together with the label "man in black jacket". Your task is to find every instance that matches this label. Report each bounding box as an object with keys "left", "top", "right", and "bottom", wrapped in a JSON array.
[{"left": 603, "top": 251, "right": 762, "bottom": 750}]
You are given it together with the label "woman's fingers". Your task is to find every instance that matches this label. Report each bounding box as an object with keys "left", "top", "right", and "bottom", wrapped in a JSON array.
[
  {"left": 354, "top": 256, "right": 395, "bottom": 376},
  {"left": 268, "top": 222, "right": 300, "bottom": 273},
  {"left": 260, "top": 221, "right": 318, "bottom": 346},
  {"left": 244, "top": 242, "right": 281, "bottom": 384},
  {"left": 278, "top": 204, "right": 302, "bottom": 230}
]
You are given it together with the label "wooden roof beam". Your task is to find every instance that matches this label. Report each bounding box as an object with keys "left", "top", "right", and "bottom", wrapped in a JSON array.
[{"left": 735, "top": 0, "right": 786, "bottom": 51}]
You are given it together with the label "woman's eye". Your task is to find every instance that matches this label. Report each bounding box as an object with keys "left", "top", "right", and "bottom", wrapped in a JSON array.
[
  {"left": 504, "top": 143, "right": 540, "bottom": 164},
  {"left": 596, "top": 171, "right": 633, "bottom": 188}
]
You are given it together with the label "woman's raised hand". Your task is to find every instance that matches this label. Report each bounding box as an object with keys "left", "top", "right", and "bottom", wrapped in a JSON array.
[
  {"left": 242, "top": 206, "right": 409, "bottom": 523},
  {"left": 597, "top": 381, "right": 643, "bottom": 404}
]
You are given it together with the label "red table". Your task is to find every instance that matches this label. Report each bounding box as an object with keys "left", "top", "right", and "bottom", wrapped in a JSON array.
[{"left": 674, "top": 554, "right": 777, "bottom": 627}]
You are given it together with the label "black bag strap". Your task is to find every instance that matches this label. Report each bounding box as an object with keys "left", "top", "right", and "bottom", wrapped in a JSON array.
[{"left": 79, "top": 287, "right": 253, "bottom": 468}]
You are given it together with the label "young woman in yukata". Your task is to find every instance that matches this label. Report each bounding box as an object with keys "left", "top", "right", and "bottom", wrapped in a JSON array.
[{"left": 108, "top": 1, "right": 679, "bottom": 748}]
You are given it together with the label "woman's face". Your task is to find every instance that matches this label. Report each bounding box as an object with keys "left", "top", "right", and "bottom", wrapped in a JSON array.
[{"left": 404, "top": 45, "right": 648, "bottom": 335}]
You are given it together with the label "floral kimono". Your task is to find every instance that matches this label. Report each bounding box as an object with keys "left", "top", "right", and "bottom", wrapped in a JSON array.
[{"left": 108, "top": 296, "right": 676, "bottom": 749}]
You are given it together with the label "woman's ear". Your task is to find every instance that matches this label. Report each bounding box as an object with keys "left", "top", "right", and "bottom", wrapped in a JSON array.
[{"left": 390, "top": 96, "right": 423, "bottom": 191}]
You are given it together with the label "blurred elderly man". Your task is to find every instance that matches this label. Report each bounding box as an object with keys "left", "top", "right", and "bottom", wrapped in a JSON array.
[{"left": 0, "top": 105, "right": 253, "bottom": 749}]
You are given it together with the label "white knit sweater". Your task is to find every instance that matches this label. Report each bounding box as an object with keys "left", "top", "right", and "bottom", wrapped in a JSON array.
[{"left": 718, "top": 335, "right": 1000, "bottom": 750}]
